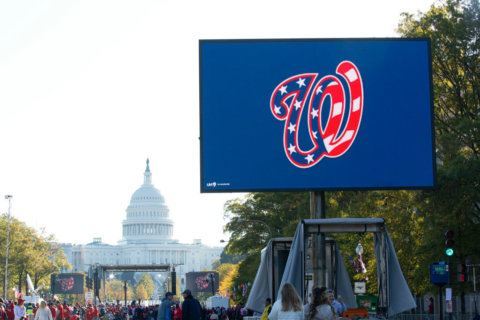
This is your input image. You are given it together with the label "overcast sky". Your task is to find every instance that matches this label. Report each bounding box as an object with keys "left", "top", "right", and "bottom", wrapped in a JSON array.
[{"left": 0, "top": 0, "right": 436, "bottom": 246}]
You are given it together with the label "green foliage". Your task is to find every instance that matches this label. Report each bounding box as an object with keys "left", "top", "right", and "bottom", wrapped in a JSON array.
[
  {"left": 398, "top": 0, "right": 480, "bottom": 293},
  {"left": 104, "top": 279, "right": 133, "bottom": 302},
  {"left": 224, "top": 192, "right": 309, "bottom": 256},
  {"left": 0, "top": 215, "right": 70, "bottom": 298},
  {"left": 221, "top": 0, "right": 480, "bottom": 299}
]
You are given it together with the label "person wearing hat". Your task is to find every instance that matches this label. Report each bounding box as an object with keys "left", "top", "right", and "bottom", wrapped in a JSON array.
[
  {"left": 158, "top": 292, "right": 174, "bottom": 320},
  {"left": 181, "top": 290, "right": 201, "bottom": 320},
  {"left": 13, "top": 299, "right": 26, "bottom": 320}
]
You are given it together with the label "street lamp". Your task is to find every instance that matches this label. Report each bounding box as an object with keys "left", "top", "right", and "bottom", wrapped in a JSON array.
[{"left": 3, "top": 195, "right": 12, "bottom": 300}]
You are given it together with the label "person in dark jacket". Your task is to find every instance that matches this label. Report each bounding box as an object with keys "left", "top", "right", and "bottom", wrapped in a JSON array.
[
  {"left": 158, "top": 293, "right": 174, "bottom": 320},
  {"left": 181, "top": 290, "right": 201, "bottom": 320}
]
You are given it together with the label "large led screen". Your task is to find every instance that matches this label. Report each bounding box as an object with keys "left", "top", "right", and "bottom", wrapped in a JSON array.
[
  {"left": 185, "top": 272, "right": 219, "bottom": 294},
  {"left": 200, "top": 39, "right": 435, "bottom": 192},
  {"left": 51, "top": 273, "right": 84, "bottom": 294}
]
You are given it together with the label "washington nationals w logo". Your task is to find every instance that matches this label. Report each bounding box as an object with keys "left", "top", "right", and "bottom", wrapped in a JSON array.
[{"left": 270, "top": 61, "right": 364, "bottom": 168}]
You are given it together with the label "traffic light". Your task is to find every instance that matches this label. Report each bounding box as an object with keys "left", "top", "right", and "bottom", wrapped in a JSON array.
[{"left": 444, "top": 230, "right": 454, "bottom": 256}]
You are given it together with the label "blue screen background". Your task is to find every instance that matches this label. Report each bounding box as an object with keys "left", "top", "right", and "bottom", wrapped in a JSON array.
[{"left": 200, "top": 39, "right": 435, "bottom": 192}]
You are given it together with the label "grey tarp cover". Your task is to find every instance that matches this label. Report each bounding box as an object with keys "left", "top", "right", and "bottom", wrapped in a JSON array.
[
  {"left": 277, "top": 223, "right": 356, "bottom": 308},
  {"left": 375, "top": 232, "right": 417, "bottom": 316},
  {"left": 279, "top": 220, "right": 416, "bottom": 316},
  {"left": 246, "top": 245, "right": 271, "bottom": 313}
]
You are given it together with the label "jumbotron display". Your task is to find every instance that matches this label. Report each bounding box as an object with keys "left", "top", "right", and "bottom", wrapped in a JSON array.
[
  {"left": 185, "top": 272, "right": 219, "bottom": 294},
  {"left": 51, "top": 273, "right": 84, "bottom": 294},
  {"left": 200, "top": 38, "right": 435, "bottom": 192}
]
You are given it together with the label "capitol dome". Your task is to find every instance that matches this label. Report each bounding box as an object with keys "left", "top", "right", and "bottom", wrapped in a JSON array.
[{"left": 122, "top": 159, "right": 174, "bottom": 244}]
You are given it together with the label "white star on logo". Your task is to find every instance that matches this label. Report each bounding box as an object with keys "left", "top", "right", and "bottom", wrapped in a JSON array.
[
  {"left": 310, "top": 108, "right": 319, "bottom": 119},
  {"left": 312, "top": 131, "right": 318, "bottom": 139},
  {"left": 316, "top": 85, "right": 323, "bottom": 95},
  {"left": 296, "top": 78, "right": 306, "bottom": 88},
  {"left": 279, "top": 85, "right": 288, "bottom": 95},
  {"left": 288, "top": 144, "right": 296, "bottom": 154},
  {"left": 288, "top": 122, "right": 296, "bottom": 134},
  {"left": 305, "top": 154, "right": 314, "bottom": 164},
  {"left": 294, "top": 100, "right": 302, "bottom": 110},
  {"left": 274, "top": 105, "right": 282, "bottom": 114}
]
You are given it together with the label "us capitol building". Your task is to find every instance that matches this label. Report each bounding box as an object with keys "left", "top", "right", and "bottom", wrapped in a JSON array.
[{"left": 61, "top": 159, "right": 222, "bottom": 286}]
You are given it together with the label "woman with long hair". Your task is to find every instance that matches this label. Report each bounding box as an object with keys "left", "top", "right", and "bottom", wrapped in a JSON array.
[
  {"left": 34, "top": 301, "right": 53, "bottom": 320},
  {"left": 268, "top": 283, "right": 303, "bottom": 320},
  {"left": 304, "top": 287, "right": 335, "bottom": 320}
]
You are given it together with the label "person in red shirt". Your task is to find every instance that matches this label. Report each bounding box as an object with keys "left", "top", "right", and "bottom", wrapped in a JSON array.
[
  {"left": 173, "top": 304, "right": 182, "bottom": 320},
  {"left": 56, "top": 302, "right": 63, "bottom": 320},
  {"left": 48, "top": 303, "right": 56, "bottom": 320},
  {"left": 85, "top": 305, "right": 95, "bottom": 320},
  {"left": 5, "top": 303, "right": 14, "bottom": 320},
  {"left": 61, "top": 303, "right": 70, "bottom": 320}
]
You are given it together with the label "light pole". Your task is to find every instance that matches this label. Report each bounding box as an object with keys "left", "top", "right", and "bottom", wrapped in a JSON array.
[
  {"left": 208, "top": 273, "right": 215, "bottom": 296},
  {"left": 3, "top": 195, "right": 12, "bottom": 300}
]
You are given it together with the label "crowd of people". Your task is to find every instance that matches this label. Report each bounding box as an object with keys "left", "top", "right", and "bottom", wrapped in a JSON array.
[
  {"left": 262, "top": 284, "right": 347, "bottom": 320},
  {"left": 0, "top": 289, "right": 248, "bottom": 320},
  {"left": 0, "top": 283, "right": 342, "bottom": 320}
]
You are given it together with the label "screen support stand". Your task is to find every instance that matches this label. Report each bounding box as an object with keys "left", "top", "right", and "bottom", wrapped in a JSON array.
[
  {"left": 310, "top": 191, "right": 326, "bottom": 288},
  {"left": 438, "top": 284, "right": 444, "bottom": 320}
]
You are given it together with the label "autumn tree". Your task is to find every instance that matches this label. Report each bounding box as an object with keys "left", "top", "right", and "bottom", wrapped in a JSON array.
[
  {"left": 0, "top": 215, "right": 70, "bottom": 298},
  {"left": 135, "top": 274, "right": 155, "bottom": 301}
]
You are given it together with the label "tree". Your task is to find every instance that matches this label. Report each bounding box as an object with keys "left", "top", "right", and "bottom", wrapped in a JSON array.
[
  {"left": 136, "top": 285, "right": 148, "bottom": 301},
  {"left": 222, "top": 0, "right": 480, "bottom": 300},
  {"left": 223, "top": 192, "right": 309, "bottom": 302},
  {"left": 104, "top": 279, "right": 132, "bottom": 302},
  {"left": 224, "top": 192, "right": 309, "bottom": 256},
  {"left": 398, "top": 0, "right": 480, "bottom": 296},
  {"left": 0, "top": 215, "right": 70, "bottom": 298},
  {"left": 135, "top": 274, "right": 155, "bottom": 300},
  {"left": 216, "top": 263, "right": 238, "bottom": 296}
]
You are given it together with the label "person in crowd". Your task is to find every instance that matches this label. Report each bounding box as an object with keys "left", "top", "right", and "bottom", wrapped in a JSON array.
[
  {"left": 304, "top": 287, "right": 334, "bottom": 320},
  {"left": 328, "top": 291, "right": 346, "bottom": 317},
  {"left": 34, "top": 301, "right": 53, "bottom": 320},
  {"left": 6, "top": 302, "right": 14, "bottom": 320},
  {"left": 14, "top": 299, "right": 26, "bottom": 320},
  {"left": 47, "top": 303, "right": 56, "bottom": 320},
  {"left": 209, "top": 311, "right": 218, "bottom": 320},
  {"left": 61, "top": 302, "right": 70, "bottom": 320},
  {"left": 69, "top": 309, "right": 79, "bottom": 320},
  {"left": 0, "top": 301, "right": 8, "bottom": 320},
  {"left": 181, "top": 290, "right": 201, "bottom": 320},
  {"left": 173, "top": 304, "right": 182, "bottom": 320},
  {"left": 55, "top": 302, "right": 63, "bottom": 320},
  {"left": 158, "top": 293, "right": 174, "bottom": 320},
  {"left": 428, "top": 297, "right": 434, "bottom": 315},
  {"left": 85, "top": 304, "right": 96, "bottom": 320},
  {"left": 268, "top": 283, "right": 303, "bottom": 320},
  {"left": 218, "top": 309, "right": 228, "bottom": 320},
  {"left": 260, "top": 298, "right": 272, "bottom": 320}
]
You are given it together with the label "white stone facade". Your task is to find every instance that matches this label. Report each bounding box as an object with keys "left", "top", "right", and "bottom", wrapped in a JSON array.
[{"left": 61, "top": 160, "right": 222, "bottom": 284}]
